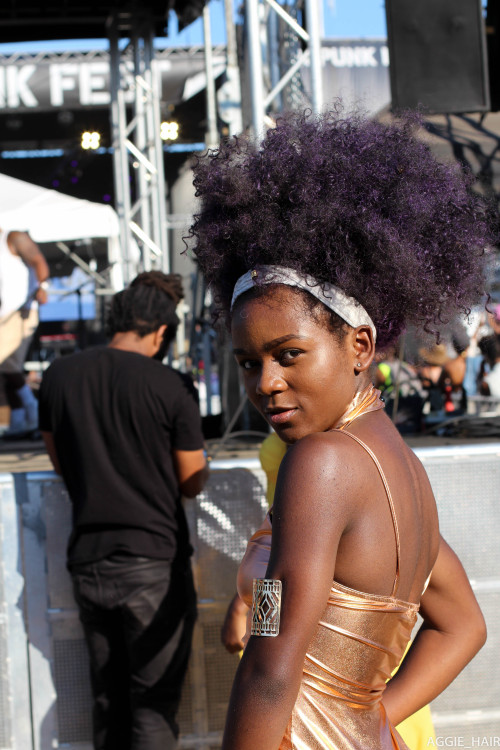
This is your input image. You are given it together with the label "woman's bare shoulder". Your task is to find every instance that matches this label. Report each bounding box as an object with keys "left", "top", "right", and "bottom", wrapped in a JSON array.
[
  {"left": 282, "top": 430, "right": 373, "bottom": 478},
  {"left": 275, "top": 430, "right": 378, "bottom": 519}
]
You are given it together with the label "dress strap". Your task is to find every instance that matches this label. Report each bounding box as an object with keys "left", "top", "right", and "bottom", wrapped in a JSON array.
[{"left": 332, "top": 429, "right": 401, "bottom": 598}]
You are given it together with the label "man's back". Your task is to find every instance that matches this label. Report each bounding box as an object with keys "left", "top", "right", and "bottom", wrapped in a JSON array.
[{"left": 39, "top": 346, "right": 204, "bottom": 565}]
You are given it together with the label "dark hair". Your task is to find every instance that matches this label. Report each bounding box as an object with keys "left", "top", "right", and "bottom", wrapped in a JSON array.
[
  {"left": 451, "top": 326, "right": 470, "bottom": 355},
  {"left": 189, "top": 108, "right": 495, "bottom": 348},
  {"left": 106, "top": 271, "right": 184, "bottom": 345},
  {"left": 478, "top": 334, "right": 500, "bottom": 365}
]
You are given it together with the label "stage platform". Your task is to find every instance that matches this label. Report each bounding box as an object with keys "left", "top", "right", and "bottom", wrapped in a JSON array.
[
  {"left": 0, "top": 439, "right": 53, "bottom": 474},
  {"left": 2, "top": 432, "right": 500, "bottom": 474}
]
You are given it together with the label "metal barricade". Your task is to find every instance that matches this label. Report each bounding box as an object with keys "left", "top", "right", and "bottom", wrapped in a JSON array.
[{"left": 0, "top": 444, "right": 499, "bottom": 749}]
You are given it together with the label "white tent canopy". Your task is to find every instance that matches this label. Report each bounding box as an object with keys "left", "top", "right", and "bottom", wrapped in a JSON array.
[
  {"left": 0, "top": 172, "right": 119, "bottom": 241},
  {"left": 0, "top": 172, "right": 125, "bottom": 289}
]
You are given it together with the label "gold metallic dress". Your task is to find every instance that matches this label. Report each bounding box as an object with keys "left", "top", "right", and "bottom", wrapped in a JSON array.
[{"left": 237, "top": 386, "right": 418, "bottom": 749}]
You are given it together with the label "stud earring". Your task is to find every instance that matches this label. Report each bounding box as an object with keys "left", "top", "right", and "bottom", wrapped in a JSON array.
[{"left": 356, "top": 362, "right": 362, "bottom": 368}]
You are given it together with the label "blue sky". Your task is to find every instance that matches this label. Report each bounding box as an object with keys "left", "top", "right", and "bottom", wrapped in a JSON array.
[{"left": 0, "top": 1, "right": 387, "bottom": 55}]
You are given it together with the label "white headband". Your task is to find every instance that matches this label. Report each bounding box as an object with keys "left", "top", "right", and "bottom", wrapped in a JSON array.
[{"left": 231, "top": 265, "right": 377, "bottom": 341}]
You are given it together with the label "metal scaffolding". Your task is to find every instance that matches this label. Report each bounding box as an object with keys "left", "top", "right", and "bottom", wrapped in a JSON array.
[
  {"left": 245, "top": 0, "right": 324, "bottom": 136},
  {"left": 107, "top": 11, "right": 169, "bottom": 283}
]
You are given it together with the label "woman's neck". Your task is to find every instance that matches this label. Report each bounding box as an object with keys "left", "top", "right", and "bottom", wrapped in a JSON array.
[{"left": 334, "top": 383, "right": 385, "bottom": 431}]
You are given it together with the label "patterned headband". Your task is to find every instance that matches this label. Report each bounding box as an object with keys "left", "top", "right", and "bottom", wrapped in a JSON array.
[{"left": 231, "top": 265, "right": 377, "bottom": 341}]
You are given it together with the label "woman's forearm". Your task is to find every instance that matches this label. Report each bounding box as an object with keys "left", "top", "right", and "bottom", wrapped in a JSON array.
[
  {"left": 383, "top": 617, "right": 486, "bottom": 726},
  {"left": 222, "top": 639, "right": 301, "bottom": 750},
  {"left": 383, "top": 537, "right": 486, "bottom": 726},
  {"left": 221, "top": 593, "right": 249, "bottom": 654}
]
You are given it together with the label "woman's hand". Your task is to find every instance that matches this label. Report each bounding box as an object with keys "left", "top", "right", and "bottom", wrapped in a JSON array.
[{"left": 221, "top": 593, "right": 248, "bottom": 654}]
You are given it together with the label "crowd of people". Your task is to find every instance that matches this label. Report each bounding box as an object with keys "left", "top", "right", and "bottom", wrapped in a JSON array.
[
  {"left": 374, "top": 308, "right": 500, "bottom": 432},
  {"left": 0, "top": 106, "right": 498, "bottom": 750}
]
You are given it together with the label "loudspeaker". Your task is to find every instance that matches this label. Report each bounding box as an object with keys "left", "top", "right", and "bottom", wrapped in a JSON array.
[
  {"left": 385, "top": 0, "right": 490, "bottom": 113},
  {"left": 487, "top": 0, "right": 500, "bottom": 111}
]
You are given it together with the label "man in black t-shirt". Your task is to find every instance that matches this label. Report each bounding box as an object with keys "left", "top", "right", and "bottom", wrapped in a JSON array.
[{"left": 39, "top": 272, "right": 208, "bottom": 750}]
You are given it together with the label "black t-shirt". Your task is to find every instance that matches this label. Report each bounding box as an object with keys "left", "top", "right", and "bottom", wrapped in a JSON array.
[{"left": 39, "top": 347, "right": 204, "bottom": 566}]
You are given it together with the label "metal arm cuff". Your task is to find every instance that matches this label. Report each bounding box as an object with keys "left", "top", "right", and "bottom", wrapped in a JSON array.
[{"left": 251, "top": 578, "right": 282, "bottom": 637}]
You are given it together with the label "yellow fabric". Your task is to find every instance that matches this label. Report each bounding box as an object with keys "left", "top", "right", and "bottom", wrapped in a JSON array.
[
  {"left": 256, "top": 431, "right": 437, "bottom": 750},
  {"left": 259, "top": 432, "right": 287, "bottom": 506},
  {"left": 391, "top": 644, "right": 436, "bottom": 749},
  {"left": 396, "top": 705, "right": 436, "bottom": 750},
  {"left": 379, "top": 363, "right": 392, "bottom": 379}
]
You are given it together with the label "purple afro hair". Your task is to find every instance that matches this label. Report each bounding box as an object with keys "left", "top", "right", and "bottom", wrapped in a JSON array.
[{"left": 189, "top": 108, "right": 496, "bottom": 348}]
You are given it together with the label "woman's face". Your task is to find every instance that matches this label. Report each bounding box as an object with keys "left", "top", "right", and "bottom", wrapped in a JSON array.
[{"left": 231, "top": 287, "right": 361, "bottom": 444}]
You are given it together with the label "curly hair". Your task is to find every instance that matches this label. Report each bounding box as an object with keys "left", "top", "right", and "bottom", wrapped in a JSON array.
[
  {"left": 106, "top": 271, "right": 184, "bottom": 344},
  {"left": 189, "top": 109, "right": 496, "bottom": 348}
]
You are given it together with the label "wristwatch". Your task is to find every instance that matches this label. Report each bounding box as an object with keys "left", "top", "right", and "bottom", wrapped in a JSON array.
[{"left": 39, "top": 280, "right": 49, "bottom": 290}]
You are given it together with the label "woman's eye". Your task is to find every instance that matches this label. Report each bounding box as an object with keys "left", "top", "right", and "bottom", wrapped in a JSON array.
[
  {"left": 239, "top": 359, "right": 257, "bottom": 371},
  {"left": 279, "top": 349, "right": 301, "bottom": 365}
]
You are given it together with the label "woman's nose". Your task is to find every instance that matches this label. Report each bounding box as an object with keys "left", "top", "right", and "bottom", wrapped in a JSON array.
[{"left": 255, "top": 364, "right": 286, "bottom": 396}]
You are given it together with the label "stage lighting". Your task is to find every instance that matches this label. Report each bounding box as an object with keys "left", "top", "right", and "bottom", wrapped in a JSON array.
[
  {"left": 160, "top": 121, "right": 179, "bottom": 141},
  {"left": 81, "top": 131, "right": 101, "bottom": 150}
]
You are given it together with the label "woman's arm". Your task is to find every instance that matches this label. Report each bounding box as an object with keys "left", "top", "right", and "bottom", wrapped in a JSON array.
[
  {"left": 383, "top": 536, "right": 486, "bottom": 726},
  {"left": 221, "top": 593, "right": 248, "bottom": 654},
  {"left": 221, "top": 433, "right": 358, "bottom": 750}
]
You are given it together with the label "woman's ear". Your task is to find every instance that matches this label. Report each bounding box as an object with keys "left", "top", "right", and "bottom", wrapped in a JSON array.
[{"left": 352, "top": 326, "right": 376, "bottom": 373}]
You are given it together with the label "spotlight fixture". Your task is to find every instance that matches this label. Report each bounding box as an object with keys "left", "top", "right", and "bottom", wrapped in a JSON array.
[
  {"left": 81, "top": 131, "right": 101, "bottom": 150},
  {"left": 160, "top": 121, "right": 179, "bottom": 141}
]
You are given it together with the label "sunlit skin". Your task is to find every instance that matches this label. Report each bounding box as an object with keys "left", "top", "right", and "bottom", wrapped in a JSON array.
[
  {"left": 231, "top": 286, "right": 373, "bottom": 444},
  {"left": 219, "top": 285, "right": 486, "bottom": 750}
]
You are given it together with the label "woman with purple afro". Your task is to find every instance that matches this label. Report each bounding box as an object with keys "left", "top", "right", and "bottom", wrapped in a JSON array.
[{"left": 189, "top": 109, "right": 491, "bottom": 750}]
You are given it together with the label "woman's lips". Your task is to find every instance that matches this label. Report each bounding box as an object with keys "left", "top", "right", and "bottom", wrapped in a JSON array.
[{"left": 266, "top": 409, "right": 297, "bottom": 425}]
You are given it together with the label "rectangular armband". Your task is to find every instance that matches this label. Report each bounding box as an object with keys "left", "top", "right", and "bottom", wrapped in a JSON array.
[{"left": 251, "top": 578, "right": 282, "bottom": 637}]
